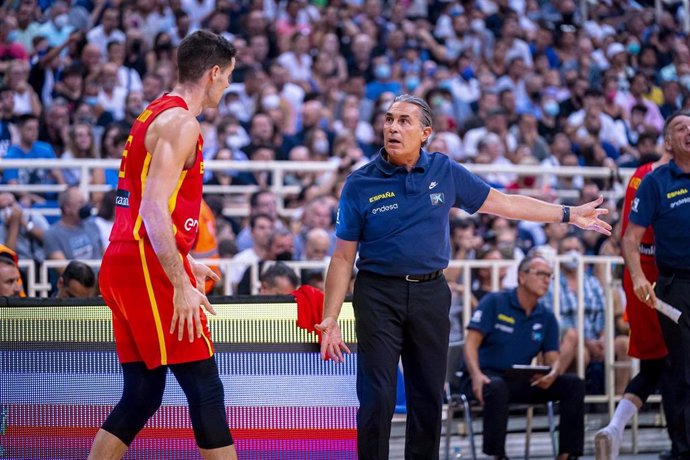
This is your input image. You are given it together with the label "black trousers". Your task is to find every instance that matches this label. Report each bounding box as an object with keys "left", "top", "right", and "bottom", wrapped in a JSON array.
[
  {"left": 461, "top": 372, "right": 585, "bottom": 456},
  {"left": 352, "top": 270, "right": 451, "bottom": 460},
  {"left": 656, "top": 274, "right": 690, "bottom": 456}
]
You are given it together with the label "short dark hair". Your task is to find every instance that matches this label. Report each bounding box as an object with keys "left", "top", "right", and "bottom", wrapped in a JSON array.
[
  {"left": 16, "top": 113, "right": 39, "bottom": 126},
  {"left": 176, "top": 30, "right": 237, "bottom": 84},
  {"left": 250, "top": 212, "right": 273, "bottom": 230},
  {"left": 663, "top": 109, "right": 690, "bottom": 141},
  {"left": 249, "top": 189, "right": 274, "bottom": 209},
  {"left": 61, "top": 260, "right": 96, "bottom": 289},
  {"left": 260, "top": 262, "right": 299, "bottom": 290}
]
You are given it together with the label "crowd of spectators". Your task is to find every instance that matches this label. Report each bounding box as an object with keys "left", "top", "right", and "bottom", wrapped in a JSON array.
[{"left": 0, "top": 0, "right": 687, "bottom": 392}]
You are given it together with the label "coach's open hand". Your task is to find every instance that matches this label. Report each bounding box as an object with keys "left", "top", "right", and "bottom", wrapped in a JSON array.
[
  {"left": 315, "top": 317, "right": 351, "bottom": 363},
  {"left": 569, "top": 196, "right": 612, "bottom": 236}
]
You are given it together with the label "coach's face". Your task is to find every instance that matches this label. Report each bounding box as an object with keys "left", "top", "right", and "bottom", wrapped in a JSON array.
[
  {"left": 383, "top": 102, "right": 432, "bottom": 166},
  {"left": 664, "top": 114, "right": 690, "bottom": 158}
]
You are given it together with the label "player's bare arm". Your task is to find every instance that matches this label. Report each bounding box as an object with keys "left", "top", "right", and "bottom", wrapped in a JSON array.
[{"left": 140, "top": 108, "right": 214, "bottom": 341}]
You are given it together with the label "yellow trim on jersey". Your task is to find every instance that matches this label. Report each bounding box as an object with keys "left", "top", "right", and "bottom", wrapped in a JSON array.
[
  {"left": 132, "top": 152, "right": 153, "bottom": 240},
  {"left": 137, "top": 109, "right": 153, "bottom": 123},
  {"left": 138, "top": 239, "right": 168, "bottom": 365}
]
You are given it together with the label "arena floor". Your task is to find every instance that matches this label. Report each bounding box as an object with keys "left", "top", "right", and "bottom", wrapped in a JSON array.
[{"left": 389, "top": 410, "right": 671, "bottom": 459}]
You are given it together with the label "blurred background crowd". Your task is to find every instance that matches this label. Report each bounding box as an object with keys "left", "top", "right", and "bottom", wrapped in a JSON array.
[{"left": 0, "top": 0, "right": 688, "bottom": 392}]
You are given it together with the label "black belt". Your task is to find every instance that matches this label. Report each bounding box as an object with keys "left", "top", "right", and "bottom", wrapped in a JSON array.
[
  {"left": 659, "top": 266, "right": 690, "bottom": 280},
  {"left": 361, "top": 269, "right": 444, "bottom": 283},
  {"left": 399, "top": 270, "right": 444, "bottom": 282}
]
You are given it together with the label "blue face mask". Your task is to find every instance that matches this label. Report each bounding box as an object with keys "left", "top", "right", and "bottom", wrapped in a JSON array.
[
  {"left": 405, "top": 75, "right": 420, "bottom": 91},
  {"left": 627, "top": 42, "right": 641, "bottom": 56},
  {"left": 543, "top": 100, "right": 560, "bottom": 117},
  {"left": 461, "top": 67, "right": 475, "bottom": 81},
  {"left": 374, "top": 64, "right": 391, "bottom": 80}
]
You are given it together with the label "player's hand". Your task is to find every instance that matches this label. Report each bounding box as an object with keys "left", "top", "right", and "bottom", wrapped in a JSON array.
[
  {"left": 569, "top": 196, "right": 612, "bottom": 236},
  {"left": 189, "top": 259, "right": 220, "bottom": 296},
  {"left": 171, "top": 282, "right": 214, "bottom": 342},
  {"left": 314, "top": 317, "right": 351, "bottom": 363},
  {"left": 632, "top": 274, "right": 657, "bottom": 308},
  {"left": 471, "top": 372, "right": 491, "bottom": 405}
]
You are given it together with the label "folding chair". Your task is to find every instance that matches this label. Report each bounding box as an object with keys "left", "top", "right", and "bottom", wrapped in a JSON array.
[{"left": 444, "top": 342, "right": 559, "bottom": 460}]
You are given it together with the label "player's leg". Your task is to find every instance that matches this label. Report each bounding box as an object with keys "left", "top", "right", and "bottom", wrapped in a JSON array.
[
  {"left": 88, "top": 362, "right": 167, "bottom": 459},
  {"left": 169, "top": 357, "right": 236, "bottom": 459}
]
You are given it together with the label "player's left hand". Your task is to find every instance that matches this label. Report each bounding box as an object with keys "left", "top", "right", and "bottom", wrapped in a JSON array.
[
  {"left": 569, "top": 196, "right": 612, "bottom": 236},
  {"left": 189, "top": 259, "right": 220, "bottom": 297}
]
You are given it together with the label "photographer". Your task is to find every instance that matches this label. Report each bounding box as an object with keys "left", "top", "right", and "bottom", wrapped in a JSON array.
[{"left": 0, "top": 192, "right": 48, "bottom": 274}]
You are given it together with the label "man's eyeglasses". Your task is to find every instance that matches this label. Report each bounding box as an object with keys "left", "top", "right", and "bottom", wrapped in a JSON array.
[{"left": 526, "top": 270, "right": 554, "bottom": 280}]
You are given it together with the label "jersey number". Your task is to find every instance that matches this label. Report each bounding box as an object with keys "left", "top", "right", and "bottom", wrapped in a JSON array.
[{"left": 118, "top": 135, "right": 134, "bottom": 179}]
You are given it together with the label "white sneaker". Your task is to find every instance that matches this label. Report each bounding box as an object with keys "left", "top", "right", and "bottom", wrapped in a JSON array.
[{"left": 594, "top": 426, "right": 622, "bottom": 460}]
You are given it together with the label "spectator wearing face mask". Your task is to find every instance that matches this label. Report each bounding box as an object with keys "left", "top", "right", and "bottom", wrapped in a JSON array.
[
  {"left": 365, "top": 56, "right": 401, "bottom": 102},
  {"left": 541, "top": 234, "right": 607, "bottom": 377},
  {"left": 43, "top": 186, "right": 104, "bottom": 274}
]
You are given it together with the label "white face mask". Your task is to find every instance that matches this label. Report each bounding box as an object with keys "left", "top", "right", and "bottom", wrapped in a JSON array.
[
  {"left": 312, "top": 138, "right": 330, "bottom": 155},
  {"left": 225, "top": 134, "right": 245, "bottom": 150},
  {"left": 262, "top": 94, "right": 281, "bottom": 110},
  {"left": 54, "top": 14, "right": 69, "bottom": 29},
  {"left": 562, "top": 249, "right": 581, "bottom": 271},
  {"left": 226, "top": 101, "right": 244, "bottom": 118}
]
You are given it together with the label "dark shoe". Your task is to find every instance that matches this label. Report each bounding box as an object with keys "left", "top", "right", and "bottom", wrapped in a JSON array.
[{"left": 659, "top": 451, "right": 674, "bottom": 460}]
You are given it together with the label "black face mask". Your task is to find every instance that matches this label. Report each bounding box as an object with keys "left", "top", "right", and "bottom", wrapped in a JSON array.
[
  {"left": 78, "top": 204, "right": 93, "bottom": 220},
  {"left": 276, "top": 251, "right": 293, "bottom": 261}
]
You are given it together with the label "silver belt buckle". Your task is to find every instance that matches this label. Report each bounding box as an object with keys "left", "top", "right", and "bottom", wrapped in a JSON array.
[{"left": 405, "top": 275, "right": 420, "bottom": 282}]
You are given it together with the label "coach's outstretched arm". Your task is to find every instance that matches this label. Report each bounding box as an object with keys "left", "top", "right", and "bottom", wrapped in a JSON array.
[
  {"left": 478, "top": 189, "right": 612, "bottom": 235},
  {"left": 315, "top": 238, "right": 357, "bottom": 362}
]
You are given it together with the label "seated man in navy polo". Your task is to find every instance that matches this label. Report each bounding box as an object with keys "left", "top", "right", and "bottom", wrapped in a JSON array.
[{"left": 463, "top": 255, "right": 585, "bottom": 460}]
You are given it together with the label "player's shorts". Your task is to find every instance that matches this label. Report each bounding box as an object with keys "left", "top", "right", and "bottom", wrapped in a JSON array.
[
  {"left": 99, "top": 240, "right": 214, "bottom": 369},
  {"left": 624, "top": 265, "right": 667, "bottom": 360}
]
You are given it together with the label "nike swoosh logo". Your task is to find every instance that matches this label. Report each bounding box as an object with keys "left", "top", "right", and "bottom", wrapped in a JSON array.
[{"left": 429, "top": 182, "right": 438, "bottom": 190}]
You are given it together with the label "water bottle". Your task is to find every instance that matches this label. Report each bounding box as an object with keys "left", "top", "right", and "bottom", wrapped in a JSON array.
[{"left": 453, "top": 446, "right": 462, "bottom": 459}]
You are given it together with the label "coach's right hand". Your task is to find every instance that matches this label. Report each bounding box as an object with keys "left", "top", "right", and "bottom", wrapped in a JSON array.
[
  {"left": 171, "top": 282, "right": 216, "bottom": 342},
  {"left": 315, "top": 317, "right": 351, "bottom": 363}
]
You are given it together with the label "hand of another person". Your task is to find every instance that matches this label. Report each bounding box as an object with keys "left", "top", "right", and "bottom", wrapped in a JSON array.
[
  {"left": 531, "top": 368, "right": 558, "bottom": 389},
  {"left": 189, "top": 259, "right": 221, "bottom": 295},
  {"left": 170, "top": 282, "right": 216, "bottom": 342},
  {"left": 314, "top": 317, "right": 351, "bottom": 363},
  {"left": 471, "top": 372, "right": 491, "bottom": 405},
  {"left": 632, "top": 273, "right": 657, "bottom": 308},
  {"left": 569, "top": 196, "right": 612, "bottom": 235}
]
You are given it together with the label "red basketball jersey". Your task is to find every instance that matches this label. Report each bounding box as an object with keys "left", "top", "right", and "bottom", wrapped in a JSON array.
[
  {"left": 621, "top": 162, "right": 655, "bottom": 265},
  {"left": 110, "top": 94, "right": 204, "bottom": 256}
]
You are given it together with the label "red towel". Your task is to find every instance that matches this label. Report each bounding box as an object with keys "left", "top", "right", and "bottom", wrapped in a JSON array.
[{"left": 293, "top": 284, "right": 324, "bottom": 341}]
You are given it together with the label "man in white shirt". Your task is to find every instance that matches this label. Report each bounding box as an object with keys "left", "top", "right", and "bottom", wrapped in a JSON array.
[{"left": 86, "top": 8, "right": 125, "bottom": 56}]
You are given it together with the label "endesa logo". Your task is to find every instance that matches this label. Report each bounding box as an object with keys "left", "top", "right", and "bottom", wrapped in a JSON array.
[
  {"left": 184, "top": 218, "right": 199, "bottom": 231},
  {"left": 371, "top": 203, "right": 398, "bottom": 215}
]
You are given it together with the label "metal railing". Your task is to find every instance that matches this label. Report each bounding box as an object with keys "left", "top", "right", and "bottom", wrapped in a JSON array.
[{"left": 1, "top": 159, "right": 633, "bottom": 217}]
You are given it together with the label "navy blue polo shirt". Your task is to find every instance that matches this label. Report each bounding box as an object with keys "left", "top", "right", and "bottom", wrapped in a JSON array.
[
  {"left": 336, "top": 149, "right": 491, "bottom": 275},
  {"left": 629, "top": 160, "right": 690, "bottom": 270},
  {"left": 466, "top": 289, "right": 560, "bottom": 373}
]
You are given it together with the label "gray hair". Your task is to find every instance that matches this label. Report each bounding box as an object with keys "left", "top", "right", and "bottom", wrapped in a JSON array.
[
  {"left": 392, "top": 94, "right": 433, "bottom": 128},
  {"left": 392, "top": 94, "right": 433, "bottom": 146}
]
